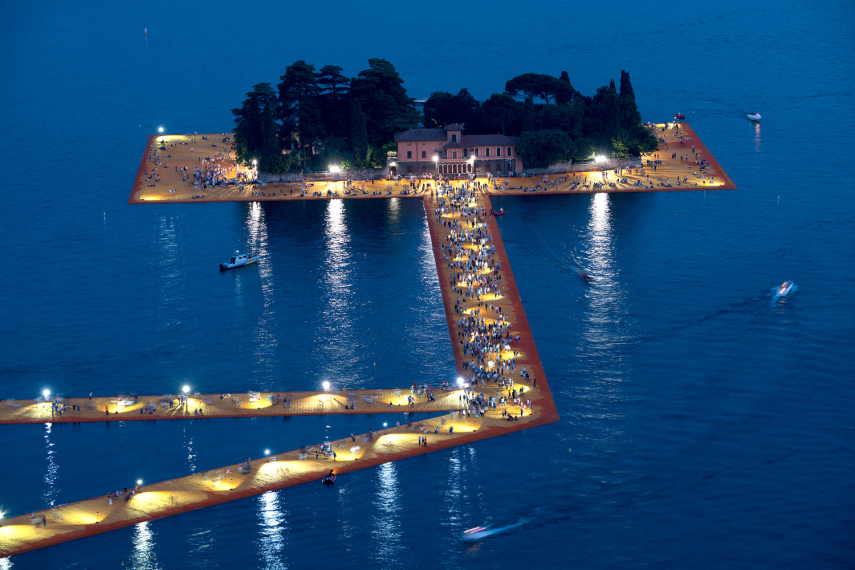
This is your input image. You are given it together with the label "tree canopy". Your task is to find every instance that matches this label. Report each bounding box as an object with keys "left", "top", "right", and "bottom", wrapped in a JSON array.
[
  {"left": 277, "top": 60, "right": 323, "bottom": 169},
  {"left": 231, "top": 62, "right": 656, "bottom": 173},
  {"left": 350, "top": 59, "right": 420, "bottom": 146},
  {"left": 232, "top": 83, "right": 286, "bottom": 173},
  {"left": 505, "top": 73, "right": 575, "bottom": 105}
]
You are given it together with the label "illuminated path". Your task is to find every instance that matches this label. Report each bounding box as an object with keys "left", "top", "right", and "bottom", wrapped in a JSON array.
[
  {"left": 0, "top": 388, "right": 465, "bottom": 425},
  {"left": 0, "top": 187, "right": 559, "bottom": 558},
  {"left": 127, "top": 122, "right": 733, "bottom": 205}
]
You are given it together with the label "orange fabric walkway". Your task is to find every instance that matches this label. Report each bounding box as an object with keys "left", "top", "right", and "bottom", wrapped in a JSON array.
[{"left": 1, "top": 185, "right": 558, "bottom": 558}]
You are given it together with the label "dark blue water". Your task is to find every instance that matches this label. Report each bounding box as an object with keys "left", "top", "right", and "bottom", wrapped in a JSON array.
[{"left": 1, "top": 0, "right": 854, "bottom": 567}]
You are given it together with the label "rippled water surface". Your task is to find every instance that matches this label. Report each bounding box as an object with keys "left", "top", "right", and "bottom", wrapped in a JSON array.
[{"left": 1, "top": 0, "right": 853, "bottom": 567}]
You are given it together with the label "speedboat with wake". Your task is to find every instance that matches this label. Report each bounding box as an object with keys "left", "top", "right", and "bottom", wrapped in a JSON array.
[
  {"left": 747, "top": 113, "right": 762, "bottom": 122},
  {"left": 219, "top": 251, "right": 254, "bottom": 271},
  {"left": 461, "top": 526, "right": 492, "bottom": 541},
  {"left": 776, "top": 281, "right": 794, "bottom": 297}
]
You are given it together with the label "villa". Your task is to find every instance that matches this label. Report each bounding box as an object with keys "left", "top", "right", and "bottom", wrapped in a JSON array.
[{"left": 392, "top": 124, "right": 522, "bottom": 177}]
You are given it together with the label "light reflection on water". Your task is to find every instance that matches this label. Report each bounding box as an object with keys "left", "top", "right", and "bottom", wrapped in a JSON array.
[
  {"left": 754, "top": 122, "right": 762, "bottom": 153},
  {"left": 43, "top": 423, "right": 58, "bottom": 509},
  {"left": 183, "top": 425, "right": 196, "bottom": 473},
  {"left": 256, "top": 490, "right": 288, "bottom": 569},
  {"left": 372, "top": 462, "right": 402, "bottom": 567},
  {"left": 246, "top": 203, "right": 277, "bottom": 377},
  {"left": 584, "top": 193, "right": 625, "bottom": 348},
  {"left": 130, "top": 521, "right": 160, "bottom": 570}
]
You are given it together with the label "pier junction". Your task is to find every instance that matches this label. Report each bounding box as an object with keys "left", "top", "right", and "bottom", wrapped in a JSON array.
[{"left": 0, "top": 122, "right": 734, "bottom": 558}]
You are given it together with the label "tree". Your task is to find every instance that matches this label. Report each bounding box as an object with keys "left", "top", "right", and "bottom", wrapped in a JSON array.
[
  {"left": 557, "top": 71, "right": 574, "bottom": 105},
  {"left": 278, "top": 60, "right": 324, "bottom": 169},
  {"left": 522, "top": 97, "right": 535, "bottom": 132},
  {"left": 316, "top": 65, "right": 350, "bottom": 140},
  {"left": 481, "top": 93, "right": 520, "bottom": 136},
  {"left": 591, "top": 84, "right": 621, "bottom": 140},
  {"left": 232, "top": 83, "right": 286, "bottom": 173},
  {"left": 618, "top": 70, "right": 642, "bottom": 131},
  {"left": 350, "top": 98, "right": 368, "bottom": 167},
  {"left": 423, "top": 91, "right": 453, "bottom": 128},
  {"left": 516, "top": 130, "right": 575, "bottom": 168},
  {"left": 505, "top": 73, "right": 575, "bottom": 105},
  {"left": 350, "top": 59, "right": 420, "bottom": 146},
  {"left": 423, "top": 89, "right": 481, "bottom": 130}
]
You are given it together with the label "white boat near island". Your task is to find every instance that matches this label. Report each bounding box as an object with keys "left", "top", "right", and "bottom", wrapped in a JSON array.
[
  {"left": 219, "top": 252, "right": 254, "bottom": 271},
  {"left": 747, "top": 113, "right": 762, "bottom": 121}
]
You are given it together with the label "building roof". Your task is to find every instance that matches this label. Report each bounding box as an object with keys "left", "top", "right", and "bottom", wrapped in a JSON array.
[
  {"left": 443, "top": 123, "right": 465, "bottom": 131},
  {"left": 443, "top": 141, "right": 465, "bottom": 149},
  {"left": 461, "top": 134, "right": 517, "bottom": 146},
  {"left": 394, "top": 128, "right": 446, "bottom": 142}
]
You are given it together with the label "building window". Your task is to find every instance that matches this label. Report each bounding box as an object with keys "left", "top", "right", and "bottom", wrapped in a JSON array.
[
  {"left": 474, "top": 148, "right": 479, "bottom": 157},
  {"left": 421, "top": 165, "right": 427, "bottom": 172},
  {"left": 507, "top": 147, "right": 512, "bottom": 156},
  {"left": 422, "top": 151, "right": 426, "bottom": 158},
  {"left": 407, "top": 165, "right": 413, "bottom": 173},
  {"left": 407, "top": 142, "right": 411, "bottom": 145},
  {"left": 422, "top": 141, "right": 426, "bottom": 145},
  {"left": 451, "top": 134, "right": 457, "bottom": 142},
  {"left": 496, "top": 147, "right": 501, "bottom": 156},
  {"left": 452, "top": 150, "right": 458, "bottom": 159},
  {"left": 407, "top": 151, "right": 412, "bottom": 158},
  {"left": 485, "top": 148, "right": 490, "bottom": 157}
]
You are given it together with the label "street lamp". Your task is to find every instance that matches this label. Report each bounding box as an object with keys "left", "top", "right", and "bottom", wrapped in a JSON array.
[
  {"left": 264, "top": 449, "right": 270, "bottom": 456},
  {"left": 182, "top": 385, "right": 190, "bottom": 394},
  {"left": 158, "top": 127, "right": 164, "bottom": 133},
  {"left": 322, "top": 381, "right": 330, "bottom": 391},
  {"left": 137, "top": 479, "right": 143, "bottom": 486},
  {"left": 42, "top": 389, "right": 50, "bottom": 399},
  {"left": 595, "top": 155, "right": 606, "bottom": 164}
]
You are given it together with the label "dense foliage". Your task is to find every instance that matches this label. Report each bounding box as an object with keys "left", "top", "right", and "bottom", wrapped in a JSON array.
[{"left": 232, "top": 62, "right": 657, "bottom": 173}]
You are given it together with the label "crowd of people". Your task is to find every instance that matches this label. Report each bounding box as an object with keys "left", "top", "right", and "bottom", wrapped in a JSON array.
[{"left": 432, "top": 181, "right": 537, "bottom": 421}]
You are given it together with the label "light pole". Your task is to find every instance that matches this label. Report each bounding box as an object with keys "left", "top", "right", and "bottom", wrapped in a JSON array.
[{"left": 433, "top": 155, "right": 439, "bottom": 178}]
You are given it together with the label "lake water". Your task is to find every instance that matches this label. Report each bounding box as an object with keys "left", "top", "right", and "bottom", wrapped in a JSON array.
[{"left": 1, "top": 0, "right": 853, "bottom": 567}]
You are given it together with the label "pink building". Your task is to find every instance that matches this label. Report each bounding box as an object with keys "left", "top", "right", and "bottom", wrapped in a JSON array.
[{"left": 392, "top": 124, "right": 522, "bottom": 177}]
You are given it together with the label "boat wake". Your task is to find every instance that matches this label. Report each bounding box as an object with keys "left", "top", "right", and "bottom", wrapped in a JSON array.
[
  {"left": 538, "top": 234, "right": 590, "bottom": 282},
  {"left": 461, "top": 517, "right": 529, "bottom": 542}
]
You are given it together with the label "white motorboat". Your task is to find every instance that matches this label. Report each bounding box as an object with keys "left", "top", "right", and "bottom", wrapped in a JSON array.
[
  {"left": 219, "top": 251, "right": 254, "bottom": 271},
  {"left": 747, "top": 113, "right": 762, "bottom": 121},
  {"left": 776, "top": 280, "right": 794, "bottom": 297}
]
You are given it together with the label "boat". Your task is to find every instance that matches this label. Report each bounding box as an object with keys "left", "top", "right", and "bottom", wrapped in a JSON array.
[
  {"left": 322, "top": 470, "right": 336, "bottom": 485},
  {"left": 491, "top": 209, "right": 505, "bottom": 216},
  {"left": 219, "top": 251, "right": 254, "bottom": 271},
  {"left": 674, "top": 113, "right": 685, "bottom": 120},
  {"left": 461, "top": 526, "right": 491, "bottom": 541},
  {"left": 776, "top": 280, "right": 794, "bottom": 297},
  {"left": 747, "top": 113, "right": 762, "bottom": 121}
]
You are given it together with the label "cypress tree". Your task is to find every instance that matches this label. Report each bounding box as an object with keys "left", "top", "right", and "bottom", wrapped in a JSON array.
[
  {"left": 618, "top": 70, "right": 642, "bottom": 130},
  {"left": 350, "top": 98, "right": 368, "bottom": 168}
]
